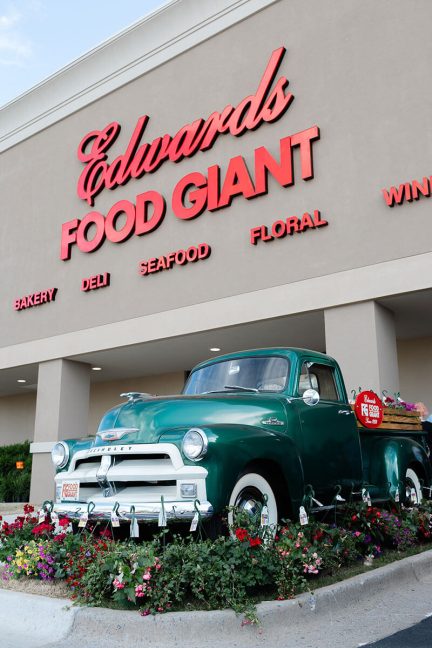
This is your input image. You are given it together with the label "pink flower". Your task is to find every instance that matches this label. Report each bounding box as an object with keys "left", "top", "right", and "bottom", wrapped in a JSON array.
[
  {"left": 303, "top": 563, "right": 319, "bottom": 574},
  {"left": 135, "top": 585, "right": 146, "bottom": 597},
  {"left": 113, "top": 578, "right": 125, "bottom": 590},
  {"left": 143, "top": 572, "right": 151, "bottom": 581}
]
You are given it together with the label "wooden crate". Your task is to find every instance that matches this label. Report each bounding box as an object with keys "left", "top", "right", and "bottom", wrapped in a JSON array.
[{"left": 352, "top": 406, "right": 423, "bottom": 431}]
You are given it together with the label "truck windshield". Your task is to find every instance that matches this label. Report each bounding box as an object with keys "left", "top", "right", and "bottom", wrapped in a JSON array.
[{"left": 184, "top": 356, "right": 289, "bottom": 395}]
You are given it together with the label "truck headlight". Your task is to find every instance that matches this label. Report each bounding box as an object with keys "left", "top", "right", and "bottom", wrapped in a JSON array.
[
  {"left": 181, "top": 428, "right": 208, "bottom": 461},
  {"left": 51, "top": 442, "right": 70, "bottom": 468}
]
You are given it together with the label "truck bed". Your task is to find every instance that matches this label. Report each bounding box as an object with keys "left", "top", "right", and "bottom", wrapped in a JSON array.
[{"left": 352, "top": 406, "right": 423, "bottom": 432}]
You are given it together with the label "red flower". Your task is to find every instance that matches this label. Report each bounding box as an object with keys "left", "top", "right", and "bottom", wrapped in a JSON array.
[
  {"left": 23, "top": 504, "right": 34, "bottom": 514},
  {"left": 249, "top": 537, "right": 262, "bottom": 547},
  {"left": 235, "top": 528, "right": 249, "bottom": 542},
  {"left": 313, "top": 529, "right": 324, "bottom": 542},
  {"left": 53, "top": 532, "right": 67, "bottom": 542},
  {"left": 98, "top": 528, "right": 112, "bottom": 539},
  {"left": 351, "top": 515, "right": 357, "bottom": 521},
  {"left": 58, "top": 518, "right": 70, "bottom": 528},
  {"left": 31, "top": 522, "right": 53, "bottom": 536}
]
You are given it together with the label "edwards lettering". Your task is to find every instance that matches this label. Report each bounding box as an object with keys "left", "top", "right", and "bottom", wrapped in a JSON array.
[{"left": 77, "top": 46, "right": 294, "bottom": 206}]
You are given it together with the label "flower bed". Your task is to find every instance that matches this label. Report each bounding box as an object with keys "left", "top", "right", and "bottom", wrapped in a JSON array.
[{"left": 1, "top": 502, "right": 431, "bottom": 623}]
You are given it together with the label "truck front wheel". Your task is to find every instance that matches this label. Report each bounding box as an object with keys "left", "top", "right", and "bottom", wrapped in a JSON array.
[
  {"left": 228, "top": 472, "right": 278, "bottom": 529},
  {"left": 405, "top": 467, "right": 422, "bottom": 505}
]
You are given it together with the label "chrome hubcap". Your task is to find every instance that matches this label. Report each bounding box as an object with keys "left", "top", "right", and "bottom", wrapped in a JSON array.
[{"left": 236, "top": 488, "right": 263, "bottom": 518}]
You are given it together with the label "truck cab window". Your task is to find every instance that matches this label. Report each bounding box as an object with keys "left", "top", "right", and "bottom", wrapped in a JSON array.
[{"left": 299, "top": 362, "right": 339, "bottom": 401}]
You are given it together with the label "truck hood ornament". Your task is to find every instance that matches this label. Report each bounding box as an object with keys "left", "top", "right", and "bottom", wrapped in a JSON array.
[
  {"left": 121, "top": 392, "right": 153, "bottom": 402},
  {"left": 96, "top": 428, "right": 139, "bottom": 441}
]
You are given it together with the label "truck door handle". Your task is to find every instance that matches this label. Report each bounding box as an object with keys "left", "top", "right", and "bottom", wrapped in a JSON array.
[{"left": 338, "top": 409, "right": 351, "bottom": 415}]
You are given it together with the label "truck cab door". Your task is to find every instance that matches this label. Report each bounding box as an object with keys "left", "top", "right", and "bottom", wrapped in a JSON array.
[{"left": 294, "top": 359, "right": 363, "bottom": 501}]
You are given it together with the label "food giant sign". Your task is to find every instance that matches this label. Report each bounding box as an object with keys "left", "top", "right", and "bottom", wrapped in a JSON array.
[{"left": 60, "top": 46, "right": 321, "bottom": 261}]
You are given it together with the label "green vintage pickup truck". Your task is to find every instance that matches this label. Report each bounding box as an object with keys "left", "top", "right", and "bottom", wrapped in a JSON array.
[{"left": 51, "top": 348, "right": 432, "bottom": 528}]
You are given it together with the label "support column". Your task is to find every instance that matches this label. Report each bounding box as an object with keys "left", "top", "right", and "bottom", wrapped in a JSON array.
[
  {"left": 30, "top": 359, "right": 90, "bottom": 505},
  {"left": 324, "top": 301, "right": 399, "bottom": 398}
]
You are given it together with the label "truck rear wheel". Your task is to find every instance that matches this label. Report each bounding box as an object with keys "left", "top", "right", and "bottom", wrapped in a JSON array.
[
  {"left": 405, "top": 467, "right": 422, "bottom": 505},
  {"left": 228, "top": 472, "right": 278, "bottom": 529}
]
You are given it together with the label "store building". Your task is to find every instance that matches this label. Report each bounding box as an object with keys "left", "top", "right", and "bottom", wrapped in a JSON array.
[{"left": 0, "top": 0, "right": 431, "bottom": 503}]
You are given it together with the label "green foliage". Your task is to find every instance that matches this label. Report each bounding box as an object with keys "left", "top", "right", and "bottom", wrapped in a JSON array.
[
  {"left": 274, "top": 521, "right": 359, "bottom": 599},
  {"left": 0, "top": 441, "right": 32, "bottom": 502},
  {"left": 1, "top": 500, "right": 432, "bottom": 623}
]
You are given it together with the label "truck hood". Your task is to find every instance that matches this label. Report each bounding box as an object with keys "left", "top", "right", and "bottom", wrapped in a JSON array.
[{"left": 94, "top": 394, "right": 287, "bottom": 445}]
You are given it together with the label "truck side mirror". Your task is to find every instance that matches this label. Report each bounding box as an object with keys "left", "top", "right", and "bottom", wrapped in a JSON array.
[{"left": 303, "top": 389, "right": 320, "bottom": 406}]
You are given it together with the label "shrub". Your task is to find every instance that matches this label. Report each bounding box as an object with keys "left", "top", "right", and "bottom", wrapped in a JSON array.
[{"left": 0, "top": 441, "right": 32, "bottom": 502}]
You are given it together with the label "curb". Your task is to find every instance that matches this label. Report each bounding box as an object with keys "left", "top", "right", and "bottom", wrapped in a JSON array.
[
  {"left": 1, "top": 549, "right": 432, "bottom": 647},
  {"left": 0, "top": 589, "right": 76, "bottom": 645}
]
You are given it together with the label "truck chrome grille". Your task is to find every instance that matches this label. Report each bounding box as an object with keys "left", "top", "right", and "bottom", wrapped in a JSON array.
[{"left": 56, "top": 443, "right": 208, "bottom": 507}]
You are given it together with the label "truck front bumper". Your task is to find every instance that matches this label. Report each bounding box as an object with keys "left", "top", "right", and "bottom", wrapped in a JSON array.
[{"left": 53, "top": 499, "right": 213, "bottom": 523}]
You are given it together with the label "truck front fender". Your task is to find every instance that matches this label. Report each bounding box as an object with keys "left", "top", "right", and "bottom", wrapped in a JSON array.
[{"left": 199, "top": 424, "right": 304, "bottom": 516}]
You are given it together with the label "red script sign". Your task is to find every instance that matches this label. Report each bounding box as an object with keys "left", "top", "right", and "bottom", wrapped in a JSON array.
[
  {"left": 76, "top": 46, "right": 293, "bottom": 207},
  {"left": 354, "top": 391, "right": 383, "bottom": 429}
]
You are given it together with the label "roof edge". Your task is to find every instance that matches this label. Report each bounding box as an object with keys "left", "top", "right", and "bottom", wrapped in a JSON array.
[{"left": 0, "top": 0, "right": 278, "bottom": 152}]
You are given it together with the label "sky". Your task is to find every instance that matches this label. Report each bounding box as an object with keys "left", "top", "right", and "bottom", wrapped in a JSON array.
[{"left": 0, "top": 0, "right": 169, "bottom": 107}]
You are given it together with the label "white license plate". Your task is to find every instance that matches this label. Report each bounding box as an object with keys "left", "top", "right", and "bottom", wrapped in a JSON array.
[{"left": 61, "top": 481, "right": 80, "bottom": 501}]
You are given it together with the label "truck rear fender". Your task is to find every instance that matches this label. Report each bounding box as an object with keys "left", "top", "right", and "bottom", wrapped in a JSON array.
[{"left": 363, "top": 436, "right": 431, "bottom": 496}]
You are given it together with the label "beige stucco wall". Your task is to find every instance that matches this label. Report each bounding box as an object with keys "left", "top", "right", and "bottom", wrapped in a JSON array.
[
  {"left": 0, "top": 393, "right": 36, "bottom": 445},
  {"left": 0, "top": 373, "right": 184, "bottom": 447},
  {"left": 398, "top": 337, "right": 432, "bottom": 408},
  {"left": 88, "top": 371, "right": 185, "bottom": 435},
  {"left": 1, "top": 0, "right": 432, "bottom": 358}
]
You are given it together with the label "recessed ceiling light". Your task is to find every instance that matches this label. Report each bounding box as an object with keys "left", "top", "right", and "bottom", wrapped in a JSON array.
[
  {"left": 92, "top": 367, "right": 102, "bottom": 371},
  {"left": 17, "top": 379, "right": 27, "bottom": 383},
  {"left": 209, "top": 347, "right": 221, "bottom": 352}
]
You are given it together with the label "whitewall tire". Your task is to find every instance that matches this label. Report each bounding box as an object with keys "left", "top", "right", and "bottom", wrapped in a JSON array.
[
  {"left": 228, "top": 472, "right": 278, "bottom": 529},
  {"left": 405, "top": 467, "right": 422, "bottom": 505}
]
